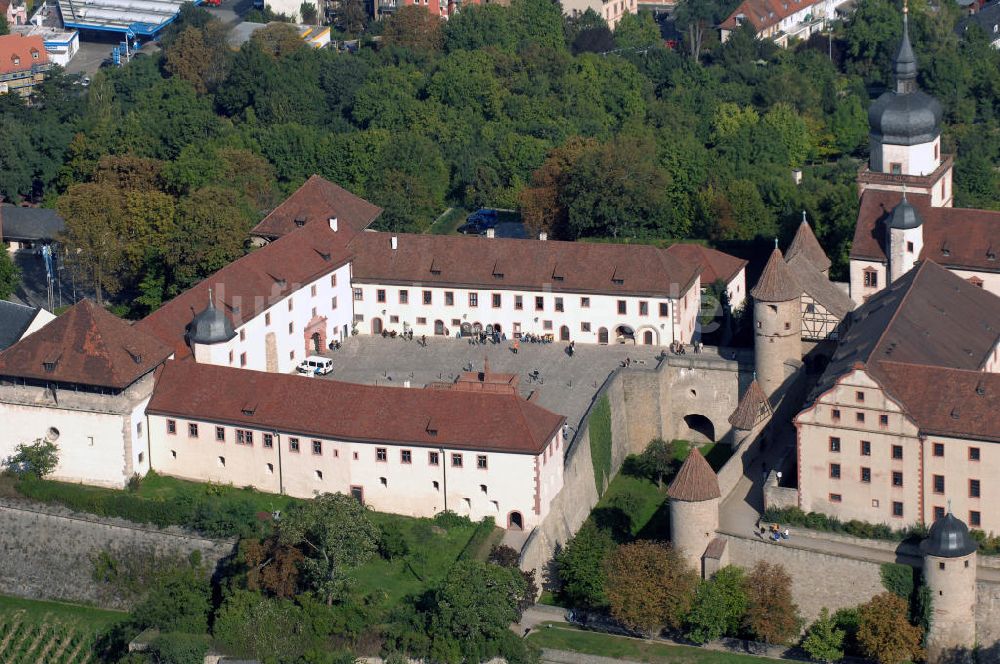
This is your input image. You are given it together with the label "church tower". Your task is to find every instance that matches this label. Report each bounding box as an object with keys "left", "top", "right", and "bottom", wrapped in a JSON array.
[
  {"left": 858, "top": 1, "right": 953, "bottom": 207},
  {"left": 667, "top": 449, "right": 721, "bottom": 577},
  {"left": 886, "top": 193, "right": 925, "bottom": 283},
  {"left": 751, "top": 246, "right": 801, "bottom": 402},
  {"left": 921, "top": 511, "right": 978, "bottom": 663}
]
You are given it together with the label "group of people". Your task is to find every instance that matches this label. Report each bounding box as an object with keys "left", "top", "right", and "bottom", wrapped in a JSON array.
[
  {"left": 757, "top": 520, "right": 791, "bottom": 542},
  {"left": 669, "top": 341, "right": 704, "bottom": 355}
]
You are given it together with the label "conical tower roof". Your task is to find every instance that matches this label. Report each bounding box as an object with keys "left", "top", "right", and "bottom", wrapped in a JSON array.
[
  {"left": 893, "top": 3, "right": 918, "bottom": 88},
  {"left": 667, "top": 448, "right": 721, "bottom": 502},
  {"left": 750, "top": 246, "right": 800, "bottom": 303},
  {"left": 786, "top": 215, "right": 831, "bottom": 273},
  {"left": 728, "top": 379, "right": 773, "bottom": 431},
  {"left": 888, "top": 193, "right": 924, "bottom": 230}
]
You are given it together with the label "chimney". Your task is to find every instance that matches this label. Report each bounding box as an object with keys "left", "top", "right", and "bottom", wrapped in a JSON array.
[
  {"left": 390, "top": 235, "right": 398, "bottom": 250},
  {"left": 791, "top": 169, "right": 803, "bottom": 185},
  {"left": 486, "top": 228, "right": 495, "bottom": 239},
  {"left": 539, "top": 232, "right": 548, "bottom": 241},
  {"left": 329, "top": 217, "right": 338, "bottom": 232}
]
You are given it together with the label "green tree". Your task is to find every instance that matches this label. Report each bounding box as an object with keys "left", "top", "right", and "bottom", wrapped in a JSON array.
[
  {"left": 213, "top": 590, "right": 311, "bottom": 660},
  {"left": 613, "top": 11, "right": 661, "bottom": 51},
  {"left": 843, "top": 0, "right": 901, "bottom": 84},
  {"left": 509, "top": 0, "right": 565, "bottom": 51},
  {"left": 761, "top": 102, "right": 813, "bottom": 167},
  {"left": 856, "top": 592, "right": 924, "bottom": 664},
  {"left": 167, "top": 186, "right": 255, "bottom": 290},
  {"left": 149, "top": 633, "right": 211, "bottom": 664},
  {"left": 58, "top": 182, "right": 129, "bottom": 303},
  {"left": 802, "top": 608, "right": 846, "bottom": 663},
  {"left": 555, "top": 521, "right": 616, "bottom": 608},
  {"left": 163, "top": 26, "right": 215, "bottom": 94},
  {"left": 433, "top": 560, "right": 530, "bottom": 642},
  {"left": 2, "top": 439, "right": 58, "bottom": 479},
  {"left": 603, "top": 541, "right": 698, "bottom": 634},
  {"left": 132, "top": 566, "right": 212, "bottom": 634},
  {"left": 637, "top": 438, "right": 675, "bottom": 487},
  {"left": 743, "top": 561, "right": 800, "bottom": 644},
  {"left": 684, "top": 566, "right": 748, "bottom": 644},
  {"left": 0, "top": 14, "right": 9, "bottom": 36},
  {"left": 300, "top": 1, "right": 318, "bottom": 23},
  {"left": 251, "top": 22, "right": 307, "bottom": 58},
  {"left": 443, "top": 3, "right": 516, "bottom": 52},
  {"left": 0, "top": 249, "right": 20, "bottom": 299},
  {"left": 278, "top": 492, "right": 381, "bottom": 604},
  {"left": 384, "top": 6, "right": 444, "bottom": 52}
]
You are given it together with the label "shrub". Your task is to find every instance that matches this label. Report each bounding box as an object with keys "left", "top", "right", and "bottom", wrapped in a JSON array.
[
  {"left": 801, "top": 608, "right": 845, "bottom": 663},
  {"left": 684, "top": 566, "right": 748, "bottom": 644},
  {"left": 3, "top": 439, "right": 59, "bottom": 479},
  {"left": 554, "top": 521, "right": 616, "bottom": 609},
  {"left": 434, "top": 510, "right": 473, "bottom": 530},
  {"left": 379, "top": 526, "right": 410, "bottom": 560},
  {"left": 149, "top": 632, "right": 211, "bottom": 664},
  {"left": 743, "top": 561, "right": 801, "bottom": 644},
  {"left": 603, "top": 541, "right": 698, "bottom": 634},
  {"left": 879, "top": 563, "right": 915, "bottom": 599},
  {"left": 857, "top": 592, "right": 924, "bottom": 664}
]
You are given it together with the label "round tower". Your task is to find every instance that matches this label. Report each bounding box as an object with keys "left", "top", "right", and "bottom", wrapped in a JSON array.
[
  {"left": 667, "top": 448, "right": 721, "bottom": 577},
  {"left": 750, "top": 246, "right": 801, "bottom": 402},
  {"left": 727, "top": 379, "right": 772, "bottom": 448},
  {"left": 886, "top": 193, "right": 924, "bottom": 283},
  {"left": 187, "top": 289, "right": 237, "bottom": 364},
  {"left": 921, "top": 511, "right": 978, "bottom": 662}
]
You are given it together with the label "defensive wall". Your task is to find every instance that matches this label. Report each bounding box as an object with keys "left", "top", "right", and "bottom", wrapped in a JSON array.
[
  {"left": 0, "top": 498, "right": 235, "bottom": 609},
  {"left": 521, "top": 350, "right": 748, "bottom": 580}
]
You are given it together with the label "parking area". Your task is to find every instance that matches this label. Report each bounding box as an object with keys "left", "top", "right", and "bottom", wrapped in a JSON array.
[{"left": 317, "top": 335, "right": 666, "bottom": 436}]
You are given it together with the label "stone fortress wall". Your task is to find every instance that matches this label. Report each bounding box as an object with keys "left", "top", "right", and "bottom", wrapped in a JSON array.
[{"left": 0, "top": 498, "right": 234, "bottom": 609}]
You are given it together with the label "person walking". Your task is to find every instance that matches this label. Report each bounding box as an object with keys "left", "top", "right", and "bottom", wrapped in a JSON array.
[{"left": 512, "top": 339, "right": 520, "bottom": 354}]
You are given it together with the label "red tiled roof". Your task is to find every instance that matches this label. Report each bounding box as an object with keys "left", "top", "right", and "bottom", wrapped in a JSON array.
[
  {"left": 786, "top": 220, "right": 831, "bottom": 273},
  {"left": 0, "top": 300, "right": 172, "bottom": 389},
  {"left": 875, "top": 362, "right": 1000, "bottom": 443},
  {"left": 667, "top": 448, "right": 721, "bottom": 501},
  {"left": 728, "top": 379, "right": 772, "bottom": 430},
  {"left": 250, "top": 175, "right": 382, "bottom": 241},
  {"left": 720, "top": 0, "right": 819, "bottom": 32},
  {"left": 0, "top": 34, "right": 48, "bottom": 76},
  {"left": 137, "top": 222, "right": 353, "bottom": 359},
  {"left": 750, "top": 247, "right": 800, "bottom": 302},
  {"left": 852, "top": 190, "right": 1000, "bottom": 273},
  {"left": 348, "top": 232, "right": 702, "bottom": 298},
  {"left": 147, "top": 360, "right": 565, "bottom": 454},
  {"left": 665, "top": 243, "right": 747, "bottom": 286}
]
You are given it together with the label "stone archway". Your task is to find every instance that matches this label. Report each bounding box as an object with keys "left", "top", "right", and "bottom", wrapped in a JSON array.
[
  {"left": 560, "top": 325, "right": 570, "bottom": 341},
  {"left": 598, "top": 327, "right": 609, "bottom": 344},
  {"left": 637, "top": 326, "right": 658, "bottom": 345},
  {"left": 507, "top": 510, "right": 524, "bottom": 531},
  {"left": 372, "top": 318, "right": 383, "bottom": 335},
  {"left": 304, "top": 316, "right": 327, "bottom": 356},
  {"left": 682, "top": 414, "right": 715, "bottom": 443}
]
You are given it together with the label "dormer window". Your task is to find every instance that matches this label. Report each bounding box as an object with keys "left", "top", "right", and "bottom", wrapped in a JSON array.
[
  {"left": 43, "top": 361, "right": 56, "bottom": 372},
  {"left": 294, "top": 216, "right": 306, "bottom": 227},
  {"left": 30, "top": 49, "right": 38, "bottom": 59},
  {"left": 11, "top": 55, "right": 19, "bottom": 66}
]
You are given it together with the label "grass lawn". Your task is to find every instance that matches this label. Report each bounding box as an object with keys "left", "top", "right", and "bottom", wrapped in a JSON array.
[
  {"left": 428, "top": 207, "right": 469, "bottom": 235},
  {"left": 133, "top": 473, "right": 299, "bottom": 514},
  {"left": 593, "top": 472, "right": 669, "bottom": 541},
  {"left": 0, "top": 595, "right": 125, "bottom": 630},
  {"left": 528, "top": 624, "right": 774, "bottom": 664}
]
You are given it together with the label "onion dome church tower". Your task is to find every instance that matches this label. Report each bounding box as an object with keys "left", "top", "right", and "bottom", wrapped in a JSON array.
[
  {"left": 858, "top": 0, "right": 953, "bottom": 207},
  {"left": 750, "top": 246, "right": 801, "bottom": 402},
  {"left": 667, "top": 449, "right": 721, "bottom": 576},
  {"left": 921, "top": 510, "right": 978, "bottom": 663}
]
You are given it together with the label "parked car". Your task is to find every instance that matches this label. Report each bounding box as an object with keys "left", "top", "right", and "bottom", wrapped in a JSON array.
[
  {"left": 458, "top": 209, "right": 499, "bottom": 234},
  {"left": 296, "top": 356, "right": 333, "bottom": 375}
]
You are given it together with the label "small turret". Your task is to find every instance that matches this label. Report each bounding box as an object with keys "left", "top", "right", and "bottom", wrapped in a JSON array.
[
  {"left": 886, "top": 193, "right": 924, "bottom": 283},
  {"left": 188, "top": 289, "right": 236, "bottom": 364},
  {"left": 751, "top": 246, "right": 801, "bottom": 402},
  {"left": 921, "top": 510, "right": 978, "bottom": 662},
  {"left": 728, "top": 379, "right": 772, "bottom": 447},
  {"left": 667, "top": 449, "right": 721, "bottom": 576}
]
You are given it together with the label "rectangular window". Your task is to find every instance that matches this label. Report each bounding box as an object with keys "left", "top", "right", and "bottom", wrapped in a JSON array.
[
  {"left": 188, "top": 423, "right": 199, "bottom": 438},
  {"left": 428, "top": 451, "right": 439, "bottom": 466},
  {"left": 891, "top": 445, "right": 903, "bottom": 460},
  {"left": 659, "top": 302, "right": 669, "bottom": 317},
  {"left": 312, "top": 440, "right": 322, "bottom": 455},
  {"left": 477, "top": 454, "right": 487, "bottom": 469},
  {"left": 535, "top": 296, "right": 544, "bottom": 311},
  {"left": 543, "top": 320, "right": 553, "bottom": 330},
  {"left": 377, "top": 289, "right": 386, "bottom": 303},
  {"left": 555, "top": 297, "right": 564, "bottom": 312},
  {"left": 514, "top": 295, "right": 523, "bottom": 310},
  {"left": 167, "top": 419, "right": 176, "bottom": 435},
  {"left": 829, "top": 437, "right": 841, "bottom": 452},
  {"left": 933, "top": 474, "right": 945, "bottom": 494},
  {"left": 617, "top": 300, "right": 627, "bottom": 315},
  {"left": 639, "top": 301, "right": 649, "bottom": 316},
  {"left": 263, "top": 433, "right": 273, "bottom": 449},
  {"left": 353, "top": 288, "right": 363, "bottom": 301},
  {"left": 330, "top": 274, "right": 337, "bottom": 287},
  {"left": 452, "top": 453, "right": 463, "bottom": 468},
  {"left": 311, "top": 285, "right": 317, "bottom": 297},
  {"left": 215, "top": 426, "right": 225, "bottom": 441},
  {"left": 861, "top": 467, "right": 871, "bottom": 483},
  {"left": 832, "top": 408, "right": 841, "bottom": 422},
  {"left": 289, "top": 437, "right": 300, "bottom": 453},
  {"left": 399, "top": 290, "right": 409, "bottom": 305},
  {"left": 864, "top": 271, "right": 879, "bottom": 288},
  {"left": 829, "top": 493, "right": 842, "bottom": 503},
  {"left": 423, "top": 290, "right": 432, "bottom": 305},
  {"left": 376, "top": 447, "right": 387, "bottom": 462},
  {"left": 416, "top": 317, "right": 427, "bottom": 325},
  {"left": 969, "top": 447, "right": 981, "bottom": 461},
  {"left": 934, "top": 506, "right": 945, "bottom": 521},
  {"left": 581, "top": 322, "right": 591, "bottom": 332},
  {"left": 879, "top": 414, "right": 889, "bottom": 428},
  {"left": 331, "top": 296, "right": 338, "bottom": 310},
  {"left": 861, "top": 440, "right": 871, "bottom": 456},
  {"left": 240, "top": 352, "right": 247, "bottom": 367},
  {"left": 970, "top": 479, "right": 981, "bottom": 498},
  {"left": 890, "top": 162, "right": 902, "bottom": 174},
  {"left": 288, "top": 322, "right": 294, "bottom": 334},
  {"left": 855, "top": 391, "right": 865, "bottom": 403},
  {"left": 288, "top": 298, "right": 294, "bottom": 311},
  {"left": 856, "top": 412, "right": 865, "bottom": 424},
  {"left": 893, "top": 471, "right": 904, "bottom": 487},
  {"left": 469, "top": 293, "right": 478, "bottom": 307},
  {"left": 492, "top": 293, "right": 502, "bottom": 308},
  {"left": 265, "top": 312, "right": 271, "bottom": 325},
  {"left": 401, "top": 450, "right": 412, "bottom": 464},
  {"left": 933, "top": 443, "right": 944, "bottom": 457},
  {"left": 907, "top": 241, "right": 914, "bottom": 253},
  {"left": 390, "top": 315, "right": 399, "bottom": 323},
  {"left": 445, "top": 291, "right": 455, "bottom": 306},
  {"left": 137, "top": 422, "right": 143, "bottom": 437},
  {"left": 970, "top": 510, "right": 982, "bottom": 527},
  {"left": 892, "top": 501, "right": 904, "bottom": 517},
  {"left": 829, "top": 463, "right": 841, "bottom": 479},
  {"left": 580, "top": 297, "right": 590, "bottom": 308}
]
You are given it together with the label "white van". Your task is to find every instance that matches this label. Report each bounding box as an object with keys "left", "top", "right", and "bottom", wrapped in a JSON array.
[{"left": 297, "top": 356, "right": 333, "bottom": 375}]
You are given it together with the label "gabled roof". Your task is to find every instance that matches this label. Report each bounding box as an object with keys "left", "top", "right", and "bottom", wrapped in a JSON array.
[
  {"left": 719, "top": 0, "right": 820, "bottom": 33},
  {"left": 347, "top": 232, "right": 703, "bottom": 298},
  {"left": 852, "top": 189, "right": 1000, "bottom": 273},
  {"left": 728, "top": 379, "right": 772, "bottom": 430},
  {"left": 0, "top": 205, "right": 64, "bottom": 242},
  {"left": 786, "top": 254, "right": 855, "bottom": 319},
  {"left": 750, "top": 247, "right": 800, "bottom": 302},
  {"left": 786, "top": 219, "right": 831, "bottom": 273},
  {"left": 0, "top": 34, "right": 48, "bottom": 76},
  {"left": 250, "top": 175, "right": 382, "bottom": 241},
  {"left": 147, "top": 360, "right": 565, "bottom": 454},
  {"left": 0, "top": 300, "right": 172, "bottom": 389},
  {"left": 137, "top": 222, "right": 353, "bottom": 360},
  {"left": 667, "top": 448, "right": 721, "bottom": 502},
  {"left": 664, "top": 244, "right": 747, "bottom": 287},
  {"left": 0, "top": 301, "right": 41, "bottom": 350}
]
